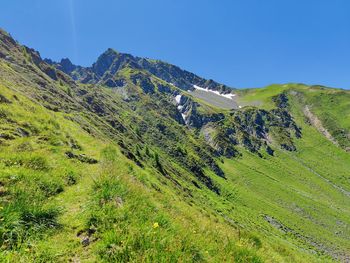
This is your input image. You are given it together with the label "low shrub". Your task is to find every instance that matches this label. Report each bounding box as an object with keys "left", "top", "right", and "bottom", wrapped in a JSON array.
[{"left": 0, "top": 190, "right": 60, "bottom": 250}]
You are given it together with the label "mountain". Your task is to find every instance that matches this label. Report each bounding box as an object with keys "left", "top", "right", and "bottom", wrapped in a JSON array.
[
  {"left": 46, "top": 48, "right": 233, "bottom": 93},
  {"left": 1, "top": 28, "right": 350, "bottom": 262}
]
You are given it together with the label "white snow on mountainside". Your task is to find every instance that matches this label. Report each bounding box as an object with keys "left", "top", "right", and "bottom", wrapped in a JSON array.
[{"left": 193, "top": 85, "right": 236, "bottom": 99}]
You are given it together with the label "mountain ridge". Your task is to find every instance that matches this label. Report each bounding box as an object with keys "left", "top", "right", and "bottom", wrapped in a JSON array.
[{"left": 45, "top": 47, "right": 234, "bottom": 94}]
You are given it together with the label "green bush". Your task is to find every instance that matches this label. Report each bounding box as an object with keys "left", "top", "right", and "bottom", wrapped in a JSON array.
[
  {"left": 37, "top": 178, "right": 64, "bottom": 197},
  {"left": 234, "top": 248, "right": 263, "bottom": 263},
  {"left": 64, "top": 170, "right": 79, "bottom": 186},
  {"left": 0, "top": 190, "right": 60, "bottom": 250},
  {"left": 2, "top": 155, "right": 50, "bottom": 171},
  {"left": 26, "top": 156, "right": 50, "bottom": 171},
  {"left": 15, "top": 141, "right": 33, "bottom": 152}
]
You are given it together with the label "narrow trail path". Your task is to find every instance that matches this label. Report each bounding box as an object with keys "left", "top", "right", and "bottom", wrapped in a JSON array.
[{"left": 42, "top": 164, "right": 99, "bottom": 262}]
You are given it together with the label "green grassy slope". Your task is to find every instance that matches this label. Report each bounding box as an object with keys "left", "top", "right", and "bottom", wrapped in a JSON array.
[
  {"left": 1, "top": 29, "right": 350, "bottom": 262},
  {"left": 0, "top": 81, "right": 278, "bottom": 263},
  {"left": 1, "top": 72, "right": 348, "bottom": 263},
  {"left": 230, "top": 84, "right": 350, "bottom": 260},
  {"left": 300, "top": 87, "right": 350, "bottom": 150},
  {"left": 0, "top": 82, "right": 336, "bottom": 263},
  {"left": 0, "top": 85, "right": 232, "bottom": 261}
]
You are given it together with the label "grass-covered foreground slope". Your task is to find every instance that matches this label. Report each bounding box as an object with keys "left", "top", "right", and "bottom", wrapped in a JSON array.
[
  {"left": 0, "top": 83, "right": 266, "bottom": 262},
  {"left": 0, "top": 80, "right": 290, "bottom": 263},
  {"left": 0, "top": 28, "right": 350, "bottom": 262}
]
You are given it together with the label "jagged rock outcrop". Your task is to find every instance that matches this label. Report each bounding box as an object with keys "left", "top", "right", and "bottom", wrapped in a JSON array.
[{"left": 200, "top": 106, "right": 301, "bottom": 156}]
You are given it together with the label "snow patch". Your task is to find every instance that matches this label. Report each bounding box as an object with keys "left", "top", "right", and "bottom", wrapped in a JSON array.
[
  {"left": 193, "top": 85, "right": 236, "bottom": 100},
  {"left": 174, "top": 94, "right": 187, "bottom": 124},
  {"left": 175, "top": 94, "right": 182, "bottom": 104}
]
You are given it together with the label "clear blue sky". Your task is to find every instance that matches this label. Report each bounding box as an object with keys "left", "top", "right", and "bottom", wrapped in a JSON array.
[{"left": 1, "top": 0, "right": 350, "bottom": 88}]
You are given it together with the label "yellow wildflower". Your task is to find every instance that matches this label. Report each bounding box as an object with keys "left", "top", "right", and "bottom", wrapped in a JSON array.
[{"left": 153, "top": 222, "right": 159, "bottom": 229}]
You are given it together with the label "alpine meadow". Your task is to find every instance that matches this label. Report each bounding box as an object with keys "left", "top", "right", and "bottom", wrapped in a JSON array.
[{"left": 0, "top": 8, "right": 350, "bottom": 262}]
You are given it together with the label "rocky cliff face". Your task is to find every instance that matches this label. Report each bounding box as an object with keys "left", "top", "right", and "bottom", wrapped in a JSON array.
[{"left": 202, "top": 107, "right": 301, "bottom": 157}]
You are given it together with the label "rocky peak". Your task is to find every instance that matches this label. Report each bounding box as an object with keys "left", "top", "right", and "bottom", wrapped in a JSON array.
[
  {"left": 0, "top": 28, "right": 20, "bottom": 58},
  {"left": 92, "top": 48, "right": 137, "bottom": 77},
  {"left": 59, "top": 58, "right": 77, "bottom": 74},
  {"left": 0, "top": 28, "right": 16, "bottom": 46},
  {"left": 92, "top": 48, "right": 119, "bottom": 76},
  {"left": 24, "top": 46, "right": 42, "bottom": 66}
]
